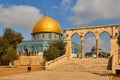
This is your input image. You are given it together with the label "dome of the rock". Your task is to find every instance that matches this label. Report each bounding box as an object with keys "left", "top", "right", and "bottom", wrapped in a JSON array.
[{"left": 32, "top": 16, "right": 62, "bottom": 34}]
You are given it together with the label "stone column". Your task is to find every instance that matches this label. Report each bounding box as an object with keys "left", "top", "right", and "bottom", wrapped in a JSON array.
[
  {"left": 65, "top": 40, "right": 71, "bottom": 60},
  {"left": 28, "top": 52, "right": 29, "bottom": 56},
  {"left": 33, "top": 51, "right": 35, "bottom": 56},
  {"left": 32, "top": 52, "right": 34, "bottom": 56},
  {"left": 21, "top": 52, "right": 22, "bottom": 56},
  {"left": 29, "top": 51, "right": 31, "bottom": 56},
  {"left": 34, "top": 51, "right": 36, "bottom": 56},
  {"left": 20, "top": 51, "right": 23, "bottom": 56},
  {"left": 81, "top": 39, "right": 84, "bottom": 58},
  {"left": 30, "top": 51, "right": 32, "bottom": 56},
  {"left": 96, "top": 39, "right": 99, "bottom": 58},
  {"left": 23, "top": 51, "right": 25, "bottom": 56},
  {"left": 22, "top": 51, "right": 24, "bottom": 56},
  {"left": 111, "top": 38, "right": 119, "bottom": 74}
]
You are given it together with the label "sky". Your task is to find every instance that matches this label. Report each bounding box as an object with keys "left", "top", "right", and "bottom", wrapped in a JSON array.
[{"left": 0, "top": 0, "right": 120, "bottom": 53}]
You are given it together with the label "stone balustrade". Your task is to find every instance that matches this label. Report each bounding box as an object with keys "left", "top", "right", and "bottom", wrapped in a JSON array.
[
  {"left": 45, "top": 55, "right": 67, "bottom": 70},
  {"left": 14, "top": 56, "right": 44, "bottom": 66}
]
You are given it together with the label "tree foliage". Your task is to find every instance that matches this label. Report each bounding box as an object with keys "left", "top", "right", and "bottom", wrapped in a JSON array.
[
  {"left": 2, "top": 47, "right": 19, "bottom": 62},
  {"left": 91, "top": 46, "right": 95, "bottom": 52},
  {"left": 43, "top": 46, "right": 59, "bottom": 61},
  {"left": 0, "top": 36, "right": 10, "bottom": 60},
  {"left": 3, "top": 28, "right": 23, "bottom": 49},
  {"left": 49, "top": 40, "right": 66, "bottom": 56},
  {"left": 0, "top": 28, "right": 23, "bottom": 65},
  {"left": 43, "top": 40, "right": 66, "bottom": 61}
]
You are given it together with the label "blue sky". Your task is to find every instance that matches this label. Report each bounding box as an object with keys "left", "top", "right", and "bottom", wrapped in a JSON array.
[
  {"left": 0, "top": 0, "right": 120, "bottom": 53},
  {"left": 0, "top": 0, "right": 76, "bottom": 39}
]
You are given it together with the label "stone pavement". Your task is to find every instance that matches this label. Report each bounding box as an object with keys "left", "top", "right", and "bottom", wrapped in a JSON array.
[
  {"left": 112, "top": 75, "right": 120, "bottom": 80},
  {"left": 0, "top": 58, "right": 112, "bottom": 80},
  {"left": 0, "top": 71, "right": 110, "bottom": 80}
]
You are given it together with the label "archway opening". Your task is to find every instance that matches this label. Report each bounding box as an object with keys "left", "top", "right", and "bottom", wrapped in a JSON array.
[
  {"left": 99, "top": 32, "right": 110, "bottom": 58},
  {"left": 71, "top": 33, "right": 81, "bottom": 58},
  {"left": 84, "top": 32, "right": 96, "bottom": 58}
]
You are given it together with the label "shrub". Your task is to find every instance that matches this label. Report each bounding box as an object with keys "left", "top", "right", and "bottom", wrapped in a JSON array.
[
  {"left": 43, "top": 40, "right": 66, "bottom": 61},
  {"left": 43, "top": 46, "right": 59, "bottom": 61}
]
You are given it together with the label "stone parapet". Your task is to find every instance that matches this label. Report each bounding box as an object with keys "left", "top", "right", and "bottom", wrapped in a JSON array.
[
  {"left": 45, "top": 55, "right": 67, "bottom": 70},
  {"left": 14, "top": 56, "right": 44, "bottom": 66}
]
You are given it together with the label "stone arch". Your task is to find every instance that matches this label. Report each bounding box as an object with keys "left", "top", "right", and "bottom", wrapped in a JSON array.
[
  {"left": 71, "top": 32, "right": 81, "bottom": 40},
  {"left": 84, "top": 31, "right": 96, "bottom": 39},
  {"left": 84, "top": 32, "right": 96, "bottom": 56},
  {"left": 71, "top": 33, "right": 81, "bottom": 57},
  {"left": 99, "top": 31, "right": 111, "bottom": 37},
  {"left": 99, "top": 32, "right": 111, "bottom": 58}
]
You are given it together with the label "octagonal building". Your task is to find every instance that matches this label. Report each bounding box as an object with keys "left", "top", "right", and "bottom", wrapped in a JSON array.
[{"left": 17, "top": 16, "right": 62, "bottom": 56}]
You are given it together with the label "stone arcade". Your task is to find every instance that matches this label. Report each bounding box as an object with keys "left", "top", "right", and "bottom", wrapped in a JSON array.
[{"left": 64, "top": 24, "right": 119, "bottom": 73}]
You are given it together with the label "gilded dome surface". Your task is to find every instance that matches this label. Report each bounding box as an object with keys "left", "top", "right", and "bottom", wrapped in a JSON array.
[{"left": 32, "top": 16, "right": 62, "bottom": 34}]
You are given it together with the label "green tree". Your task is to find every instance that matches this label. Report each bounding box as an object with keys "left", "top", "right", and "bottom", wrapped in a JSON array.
[
  {"left": 91, "top": 46, "right": 96, "bottom": 55},
  {"left": 49, "top": 40, "right": 66, "bottom": 56},
  {"left": 0, "top": 37, "right": 3, "bottom": 54},
  {"left": 0, "top": 28, "right": 23, "bottom": 65},
  {"left": 43, "top": 46, "right": 59, "bottom": 61},
  {"left": 3, "top": 28, "right": 23, "bottom": 49},
  {"left": 0, "top": 37, "right": 10, "bottom": 60},
  {"left": 43, "top": 40, "right": 66, "bottom": 61},
  {"left": 2, "top": 47, "right": 19, "bottom": 67}
]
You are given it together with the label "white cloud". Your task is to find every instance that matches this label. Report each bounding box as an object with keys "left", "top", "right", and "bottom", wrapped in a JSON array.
[
  {"left": 61, "top": 0, "right": 71, "bottom": 6},
  {"left": 0, "top": 4, "right": 43, "bottom": 32},
  {"left": 84, "top": 37, "right": 110, "bottom": 53},
  {"left": 69, "top": 0, "right": 120, "bottom": 26},
  {"left": 62, "top": 0, "right": 70, "bottom": 3},
  {"left": 61, "top": 0, "right": 72, "bottom": 10},
  {"left": 52, "top": 6, "right": 59, "bottom": 9},
  {"left": 52, "top": 0, "right": 72, "bottom": 14}
]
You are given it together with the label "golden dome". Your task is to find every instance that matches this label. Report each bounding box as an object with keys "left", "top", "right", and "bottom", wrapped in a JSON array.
[{"left": 32, "top": 16, "right": 62, "bottom": 34}]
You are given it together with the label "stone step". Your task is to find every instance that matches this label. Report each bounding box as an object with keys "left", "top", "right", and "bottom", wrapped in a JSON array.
[{"left": 50, "top": 58, "right": 109, "bottom": 72}]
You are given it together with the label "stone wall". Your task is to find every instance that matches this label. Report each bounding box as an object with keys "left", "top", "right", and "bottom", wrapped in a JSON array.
[{"left": 14, "top": 56, "right": 44, "bottom": 66}]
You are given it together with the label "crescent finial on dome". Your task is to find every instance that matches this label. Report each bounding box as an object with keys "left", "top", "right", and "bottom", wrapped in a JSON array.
[{"left": 46, "top": 10, "right": 48, "bottom": 16}]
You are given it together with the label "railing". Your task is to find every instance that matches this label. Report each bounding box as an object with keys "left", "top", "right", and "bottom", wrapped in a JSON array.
[{"left": 45, "top": 55, "right": 67, "bottom": 70}]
